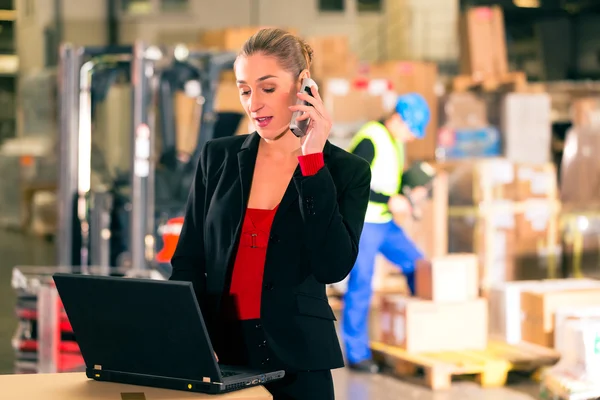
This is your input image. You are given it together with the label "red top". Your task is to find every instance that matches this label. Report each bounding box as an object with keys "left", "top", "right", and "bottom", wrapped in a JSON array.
[{"left": 224, "top": 152, "right": 324, "bottom": 320}]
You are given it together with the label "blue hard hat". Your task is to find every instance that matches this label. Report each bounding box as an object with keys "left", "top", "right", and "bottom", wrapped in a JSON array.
[{"left": 395, "top": 93, "right": 430, "bottom": 139}]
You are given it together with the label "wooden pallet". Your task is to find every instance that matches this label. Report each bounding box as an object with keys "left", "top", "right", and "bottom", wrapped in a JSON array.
[
  {"left": 371, "top": 340, "right": 560, "bottom": 390},
  {"left": 452, "top": 71, "right": 527, "bottom": 93}
]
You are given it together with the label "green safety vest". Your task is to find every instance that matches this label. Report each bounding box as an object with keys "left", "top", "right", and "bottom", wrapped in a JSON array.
[{"left": 348, "top": 121, "right": 404, "bottom": 224}]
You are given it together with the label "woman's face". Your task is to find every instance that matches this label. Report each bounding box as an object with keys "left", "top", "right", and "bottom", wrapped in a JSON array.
[{"left": 235, "top": 53, "right": 299, "bottom": 140}]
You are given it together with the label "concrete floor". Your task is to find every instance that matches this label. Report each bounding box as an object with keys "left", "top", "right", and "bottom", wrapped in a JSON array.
[{"left": 0, "top": 229, "right": 542, "bottom": 399}]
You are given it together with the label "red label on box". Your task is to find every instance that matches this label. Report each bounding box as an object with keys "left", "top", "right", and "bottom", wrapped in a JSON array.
[
  {"left": 397, "top": 62, "right": 414, "bottom": 74},
  {"left": 353, "top": 77, "right": 369, "bottom": 90},
  {"left": 475, "top": 7, "right": 493, "bottom": 20},
  {"left": 438, "top": 127, "right": 456, "bottom": 147}
]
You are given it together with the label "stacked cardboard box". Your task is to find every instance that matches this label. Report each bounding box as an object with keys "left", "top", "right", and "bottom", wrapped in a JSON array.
[
  {"left": 399, "top": 171, "right": 449, "bottom": 259},
  {"left": 305, "top": 35, "right": 357, "bottom": 80},
  {"left": 437, "top": 91, "right": 501, "bottom": 160},
  {"left": 459, "top": 6, "right": 508, "bottom": 80},
  {"left": 502, "top": 92, "right": 552, "bottom": 164},
  {"left": 319, "top": 60, "right": 439, "bottom": 164},
  {"left": 198, "top": 26, "right": 298, "bottom": 52},
  {"left": 379, "top": 254, "right": 488, "bottom": 353},
  {"left": 361, "top": 61, "right": 439, "bottom": 164},
  {"left": 445, "top": 158, "right": 561, "bottom": 293},
  {"left": 541, "top": 295, "right": 600, "bottom": 396},
  {"left": 437, "top": 91, "right": 552, "bottom": 164},
  {"left": 488, "top": 279, "right": 600, "bottom": 345},
  {"left": 521, "top": 287, "right": 600, "bottom": 348}
]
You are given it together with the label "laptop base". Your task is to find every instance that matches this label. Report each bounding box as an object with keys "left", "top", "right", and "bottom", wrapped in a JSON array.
[{"left": 87, "top": 368, "right": 284, "bottom": 394}]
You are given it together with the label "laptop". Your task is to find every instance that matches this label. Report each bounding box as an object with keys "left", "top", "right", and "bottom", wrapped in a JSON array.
[{"left": 52, "top": 273, "right": 285, "bottom": 394}]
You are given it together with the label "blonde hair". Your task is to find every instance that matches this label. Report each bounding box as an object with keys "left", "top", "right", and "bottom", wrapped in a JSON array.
[{"left": 238, "top": 28, "right": 313, "bottom": 77}]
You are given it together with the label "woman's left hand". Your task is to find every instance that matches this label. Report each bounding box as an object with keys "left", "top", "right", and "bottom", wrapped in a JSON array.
[{"left": 289, "top": 83, "right": 332, "bottom": 155}]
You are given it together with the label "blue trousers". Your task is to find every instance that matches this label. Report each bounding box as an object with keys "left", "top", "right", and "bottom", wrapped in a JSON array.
[{"left": 342, "top": 220, "right": 424, "bottom": 364}]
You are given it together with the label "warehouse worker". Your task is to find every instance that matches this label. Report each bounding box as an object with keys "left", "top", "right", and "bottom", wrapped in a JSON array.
[{"left": 343, "top": 93, "right": 430, "bottom": 373}]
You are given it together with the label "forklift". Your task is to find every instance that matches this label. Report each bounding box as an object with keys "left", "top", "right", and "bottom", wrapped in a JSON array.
[
  {"left": 11, "top": 40, "right": 240, "bottom": 374},
  {"left": 56, "top": 41, "right": 238, "bottom": 277}
]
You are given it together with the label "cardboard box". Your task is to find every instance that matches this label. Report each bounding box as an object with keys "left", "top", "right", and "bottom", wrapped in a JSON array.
[
  {"left": 372, "top": 255, "right": 408, "bottom": 293},
  {"left": 514, "top": 198, "right": 560, "bottom": 255},
  {"left": 199, "top": 26, "right": 298, "bottom": 51},
  {"left": 415, "top": 254, "right": 478, "bottom": 302},
  {"left": 571, "top": 97, "right": 600, "bottom": 128},
  {"left": 515, "top": 163, "right": 557, "bottom": 200},
  {"left": 400, "top": 171, "right": 448, "bottom": 259},
  {"left": 380, "top": 295, "right": 488, "bottom": 352},
  {"left": 554, "top": 305, "right": 600, "bottom": 356},
  {"left": 215, "top": 82, "right": 244, "bottom": 114},
  {"left": 459, "top": 6, "right": 508, "bottom": 78},
  {"left": 476, "top": 200, "right": 517, "bottom": 288},
  {"left": 502, "top": 93, "right": 552, "bottom": 164},
  {"left": 362, "top": 61, "right": 439, "bottom": 164},
  {"left": 322, "top": 77, "right": 393, "bottom": 124},
  {"left": 488, "top": 278, "right": 600, "bottom": 344},
  {"left": 444, "top": 158, "right": 560, "bottom": 289},
  {"left": 521, "top": 287, "right": 600, "bottom": 347},
  {"left": 306, "top": 35, "right": 357, "bottom": 80},
  {"left": 236, "top": 116, "right": 254, "bottom": 135},
  {"left": 437, "top": 125, "right": 502, "bottom": 160},
  {"left": 558, "top": 319, "right": 600, "bottom": 376},
  {"left": 443, "top": 158, "right": 557, "bottom": 206},
  {"left": 440, "top": 92, "right": 488, "bottom": 129},
  {"left": 473, "top": 159, "right": 517, "bottom": 203}
]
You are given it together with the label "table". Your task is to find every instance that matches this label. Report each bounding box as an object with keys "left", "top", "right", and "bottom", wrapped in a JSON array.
[{"left": 0, "top": 372, "right": 272, "bottom": 400}]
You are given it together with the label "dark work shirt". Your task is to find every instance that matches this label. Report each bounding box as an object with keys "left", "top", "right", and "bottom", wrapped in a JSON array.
[{"left": 350, "top": 138, "right": 393, "bottom": 204}]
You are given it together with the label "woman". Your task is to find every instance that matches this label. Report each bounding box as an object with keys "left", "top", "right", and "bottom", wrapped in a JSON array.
[{"left": 170, "top": 27, "right": 371, "bottom": 399}]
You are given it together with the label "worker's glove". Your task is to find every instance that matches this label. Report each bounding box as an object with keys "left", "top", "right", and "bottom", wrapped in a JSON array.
[{"left": 388, "top": 194, "right": 412, "bottom": 217}]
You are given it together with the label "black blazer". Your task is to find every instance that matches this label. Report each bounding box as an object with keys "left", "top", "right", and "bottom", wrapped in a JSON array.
[{"left": 169, "top": 132, "right": 370, "bottom": 371}]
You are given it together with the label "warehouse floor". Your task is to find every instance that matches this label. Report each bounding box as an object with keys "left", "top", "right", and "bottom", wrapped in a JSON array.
[{"left": 0, "top": 229, "right": 541, "bottom": 399}]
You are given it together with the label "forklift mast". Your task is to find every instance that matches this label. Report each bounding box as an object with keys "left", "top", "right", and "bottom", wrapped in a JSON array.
[{"left": 57, "top": 41, "right": 236, "bottom": 276}]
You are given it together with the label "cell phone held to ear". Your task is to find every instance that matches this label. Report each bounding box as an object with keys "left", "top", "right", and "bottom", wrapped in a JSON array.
[{"left": 290, "top": 78, "right": 318, "bottom": 138}]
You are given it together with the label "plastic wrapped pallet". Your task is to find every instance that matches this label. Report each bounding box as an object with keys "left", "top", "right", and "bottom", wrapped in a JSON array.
[
  {"left": 0, "top": 154, "right": 23, "bottom": 228},
  {"left": 560, "top": 126, "right": 600, "bottom": 209},
  {"left": 19, "top": 69, "right": 58, "bottom": 138}
]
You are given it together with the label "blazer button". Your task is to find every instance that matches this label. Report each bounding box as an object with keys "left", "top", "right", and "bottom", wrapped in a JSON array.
[
  {"left": 269, "top": 234, "right": 280, "bottom": 243},
  {"left": 263, "top": 282, "right": 274, "bottom": 290},
  {"left": 255, "top": 323, "right": 262, "bottom": 329},
  {"left": 258, "top": 340, "right": 267, "bottom": 348},
  {"left": 261, "top": 358, "right": 270, "bottom": 365}
]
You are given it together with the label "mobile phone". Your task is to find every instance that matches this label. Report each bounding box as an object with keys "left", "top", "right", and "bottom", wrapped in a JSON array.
[{"left": 290, "top": 78, "right": 318, "bottom": 138}]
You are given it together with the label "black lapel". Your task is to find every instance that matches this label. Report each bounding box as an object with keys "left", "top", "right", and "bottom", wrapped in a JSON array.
[
  {"left": 237, "top": 132, "right": 260, "bottom": 210},
  {"left": 273, "top": 140, "right": 334, "bottom": 223},
  {"left": 216, "top": 132, "right": 259, "bottom": 306}
]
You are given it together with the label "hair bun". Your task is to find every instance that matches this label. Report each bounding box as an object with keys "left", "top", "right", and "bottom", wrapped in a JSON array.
[{"left": 301, "top": 41, "right": 313, "bottom": 69}]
